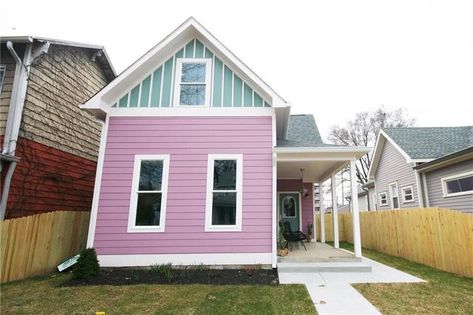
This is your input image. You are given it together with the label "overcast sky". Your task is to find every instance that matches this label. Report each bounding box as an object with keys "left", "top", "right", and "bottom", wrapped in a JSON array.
[{"left": 2, "top": 0, "right": 472, "bottom": 140}]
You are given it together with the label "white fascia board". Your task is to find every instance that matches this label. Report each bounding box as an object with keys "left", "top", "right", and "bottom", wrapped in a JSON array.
[
  {"left": 106, "top": 107, "right": 274, "bottom": 117},
  {"left": 368, "top": 130, "right": 414, "bottom": 180},
  {"left": 274, "top": 146, "right": 370, "bottom": 154},
  {"left": 274, "top": 105, "right": 291, "bottom": 140},
  {"left": 367, "top": 132, "right": 384, "bottom": 180},
  {"left": 82, "top": 17, "right": 287, "bottom": 111}
]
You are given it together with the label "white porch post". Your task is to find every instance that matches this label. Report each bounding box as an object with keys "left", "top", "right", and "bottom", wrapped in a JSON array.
[
  {"left": 320, "top": 182, "right": 326, "bottom": 243},
  {"left": 312, "top": 182, "right": 317, "bottom": 242},
  {"left": 331, "top": 173, "right": 339, "bottom": 248},
  {"left": 350, "top": 160, "right": 362, "bottom": 257}
]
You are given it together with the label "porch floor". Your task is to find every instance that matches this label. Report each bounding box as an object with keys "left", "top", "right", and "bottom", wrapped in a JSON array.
[{"left": 278, "top": 242, "right": 360, "bottom": 263}]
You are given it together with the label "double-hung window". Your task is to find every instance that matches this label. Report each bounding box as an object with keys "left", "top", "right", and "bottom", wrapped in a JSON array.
[
  {"left": 379, "top": 192, "right": 388, "bottom": 206},
  {"left": 205, "top": 154, "right": 243, "bottom": 231},
  {"left": 174, "top": 58, "right": 212, "bottom": 106},
  {"left": 401, "top": 185, "right": 414, "bottom": 203},
  {"left": 128, "top": 155, "right": 170, "bottom": 232},
  {"left": 441, "top": 171, "right": 473, "bottom": 197}
]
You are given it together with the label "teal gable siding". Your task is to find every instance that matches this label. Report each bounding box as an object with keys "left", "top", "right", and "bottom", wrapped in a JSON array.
[{"left": 114, "top": 39, "right": 269, "bottom": 108}]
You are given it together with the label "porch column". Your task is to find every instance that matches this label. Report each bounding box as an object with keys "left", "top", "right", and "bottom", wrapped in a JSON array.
[
  {"left": 320, "top": 182, "right": 326, "bottom": 243},
  {"left": 350, "top": 160, "right": 362, "bottom": 257},
  {"left": 312, "top": 182, "right": 317, "bottom": 242},
  {"left": 331, "top": 173, "right": 339, "bottom": 248}
]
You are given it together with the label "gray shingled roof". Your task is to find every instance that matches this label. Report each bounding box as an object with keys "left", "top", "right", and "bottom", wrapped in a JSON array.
[
  {"left": 383, "top": 126, "right": 473, "bottom": 159},
  {"left": 277, "top": 114, "right": 328, "bottom": 147}
]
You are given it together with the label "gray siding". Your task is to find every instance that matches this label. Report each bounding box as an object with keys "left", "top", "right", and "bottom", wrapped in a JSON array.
[
  {"left": 375, "top": 140, "right": 420, "bottom": 209},
  {"left": 424, "top": 159, "right": 473, "bottom": 213}
]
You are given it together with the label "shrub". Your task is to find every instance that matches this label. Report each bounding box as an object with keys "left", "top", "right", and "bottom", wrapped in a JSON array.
[
  {"left": 72, "top": 248, "right": 100, "bottom": 281},
  {"left": 150, "top": 263, "right": 173, "bottom": 281}
]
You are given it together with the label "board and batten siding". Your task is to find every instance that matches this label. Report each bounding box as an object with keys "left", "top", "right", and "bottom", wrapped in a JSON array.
[
  {"left": 375, "top": 140, "right": 420, "bottom": 209},
  {"left": 424, "top": 159, "right": 473, "bottom": 213},
  {"left": 112, "top": 39, "right": 270, "bottom": 109},
  {"left": 277, "top": 180, "right": 313, "bottom": 235},
  {"left": 93, "top": 116, "right": 273, "bottom": 255}
]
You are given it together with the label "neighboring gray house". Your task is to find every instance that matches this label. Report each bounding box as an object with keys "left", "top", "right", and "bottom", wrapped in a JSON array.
[{"left": 368, "top": 127, "right": 473, "bottom": 213}]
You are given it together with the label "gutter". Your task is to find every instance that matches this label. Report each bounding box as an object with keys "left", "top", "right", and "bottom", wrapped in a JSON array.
[{"left": 0, "top": 40, "right": 49, "bottom": 220}]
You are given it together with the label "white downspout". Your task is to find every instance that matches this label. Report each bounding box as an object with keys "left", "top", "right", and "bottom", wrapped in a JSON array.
[{"left": 0, "top": 41, "right": 35, "bottom": 219}]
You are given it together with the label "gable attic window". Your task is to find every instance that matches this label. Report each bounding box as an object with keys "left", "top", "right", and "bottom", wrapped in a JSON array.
[{"left": 174, "top": 58, "right": 212, "bottom": 106}]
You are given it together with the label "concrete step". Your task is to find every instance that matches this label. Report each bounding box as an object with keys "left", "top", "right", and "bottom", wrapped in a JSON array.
[{"left": 277, "top": 262, "right": 372, "bottom": 273}]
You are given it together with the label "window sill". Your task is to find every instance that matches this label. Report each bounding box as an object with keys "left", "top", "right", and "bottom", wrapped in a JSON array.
[
  {"left": 205, "top": 225, "right": 242, "bottom": 232},
  {"left": 402, "top": 200, "right": 415, "bottom": 203},
  {"left": 443, "top": 191, "right": 473, "bottom": 198},
  {"left": 127, "top": 226, "right": 165, "bottom": 233}
]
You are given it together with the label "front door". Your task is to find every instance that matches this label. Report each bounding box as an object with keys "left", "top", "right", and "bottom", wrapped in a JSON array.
[{"left": 279, "top": 193, "right": 300, "bottom": 231}]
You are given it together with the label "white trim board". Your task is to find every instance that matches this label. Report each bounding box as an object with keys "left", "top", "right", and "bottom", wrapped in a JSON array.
[
  {"left": 107, "top": 107, "right": 274, "bottom": 116},
  {"left": 86, "top": 116, "right": 110, "bottom": 248},
  {"left": 98, "top": 253, "right": 272, "bottom": 267}
]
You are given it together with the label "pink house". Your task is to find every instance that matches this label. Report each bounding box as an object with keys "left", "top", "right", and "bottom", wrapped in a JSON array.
[{"left": 81, "top": 18, "right": 368, "bottom": 268}]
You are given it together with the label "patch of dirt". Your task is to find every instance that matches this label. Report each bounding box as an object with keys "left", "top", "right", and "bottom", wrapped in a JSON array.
[{"left": 62, "top": 268, "right": 279, "bottom": 286}]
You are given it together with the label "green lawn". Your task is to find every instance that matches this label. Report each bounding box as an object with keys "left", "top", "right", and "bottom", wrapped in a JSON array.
[
  {"left": 337, "top": 242, "right": 473, "bottom": 315},
  {"left": 0, "top": 273, "right": 316, "bottom": 315}
]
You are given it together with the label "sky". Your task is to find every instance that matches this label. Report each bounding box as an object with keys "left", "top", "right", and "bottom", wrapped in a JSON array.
[{"left": 1, "top": 0, "right": 472, "bottom": 140}]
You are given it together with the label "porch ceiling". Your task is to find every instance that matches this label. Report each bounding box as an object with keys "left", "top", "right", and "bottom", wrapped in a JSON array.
[
  {"left": 275, "top": 146, "right": 370, "bottom": 182},
  {"left": 278, "top": 160, "right": 347, "bottom": 183}
]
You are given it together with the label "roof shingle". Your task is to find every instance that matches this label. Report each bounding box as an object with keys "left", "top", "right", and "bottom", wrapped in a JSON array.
[
  {"left": 277, "top": 115, "right": 327, "bottom": 147},
  {"left": 383, "top": 126, "right": 473, "bottom": 159}
]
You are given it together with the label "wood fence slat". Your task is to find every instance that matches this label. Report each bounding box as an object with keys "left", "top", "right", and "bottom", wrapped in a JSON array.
[
  {"left": 1, "top": 211, "right": 90, "bottom": 283},
  {"left": 317, "top": 208, "right": 473, "bottom": 278}
]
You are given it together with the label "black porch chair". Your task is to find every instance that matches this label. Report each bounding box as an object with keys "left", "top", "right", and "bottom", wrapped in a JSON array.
[{"left": 282, "top": 221, "right": 307, "bottom": 251}]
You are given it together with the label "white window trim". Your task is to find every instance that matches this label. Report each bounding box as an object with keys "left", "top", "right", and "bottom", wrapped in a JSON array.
[
  {"left": 388, "top": 182, "right": 400, "bottom": 209},
  {"left": 379, "top": 192, "right": 388, "bottom": 206},
  {"left": 441, "top": 171, "right": 473, "bottom": 198},
  {"left": 205, "top": 154, "right": 243, "bottom": 232},
  {"left": 127, "top": 154, "right": 170, "bottom": 233},
  {"left": 173, "top": 58, "right": 212, "bottom": 107},
  {"left": 401, "top": 185, "right": 415, "bottom": 203}
]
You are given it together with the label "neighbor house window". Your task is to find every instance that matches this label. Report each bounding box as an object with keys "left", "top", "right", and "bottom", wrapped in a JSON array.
[
  {"left": 205, "top": 154, "right": 243, "bottom": 231},
  {"left": 441, "top": 171, "right": 473, "bottom": 197},
  {"left": 174, "top": 58, "right": 212, "bottom": 106},
  {"left": 379, "top": 192, "right": 388, "bottom": 206},
  {"left": 0, "top": 65, "right": 5, "bottom": 93},
  {"left": 401, "top": 185, "right": 414, "bottom": 203},
  {"left": 128, "top": 155, "right": 170, "bottom": 232}
]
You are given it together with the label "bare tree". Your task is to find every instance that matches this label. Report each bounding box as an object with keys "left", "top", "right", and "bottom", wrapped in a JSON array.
[{"left": 328, "top": 106, "right": 416, "bottom": 184}]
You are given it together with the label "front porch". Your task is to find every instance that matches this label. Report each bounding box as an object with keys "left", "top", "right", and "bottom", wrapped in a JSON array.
[
  {"left": 278, "top": 242, "right": 359, "bottom": 263},
  {"left": 277, "top": 242, "right": 372, "bottom": 273},
  {"left": 274, "top": 145, "right": 370, "bottom": 268}
]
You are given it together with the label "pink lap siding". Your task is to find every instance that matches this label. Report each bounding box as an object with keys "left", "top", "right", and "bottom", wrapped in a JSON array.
[{"left": 94, "top": 116, "right": 273, "bottom": 255}]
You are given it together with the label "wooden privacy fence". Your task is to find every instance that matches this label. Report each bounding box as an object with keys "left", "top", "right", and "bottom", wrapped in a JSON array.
[
  {"left": 316, "top": 207, "right": 473, "bottom": 278},
  {"left": 0, "top": 211, "right": 90, "bottom": 283}
]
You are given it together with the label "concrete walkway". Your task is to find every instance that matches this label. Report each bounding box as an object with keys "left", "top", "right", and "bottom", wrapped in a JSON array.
[{"left": 278, "top": 252, "right": 425, "bottom": 314}]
